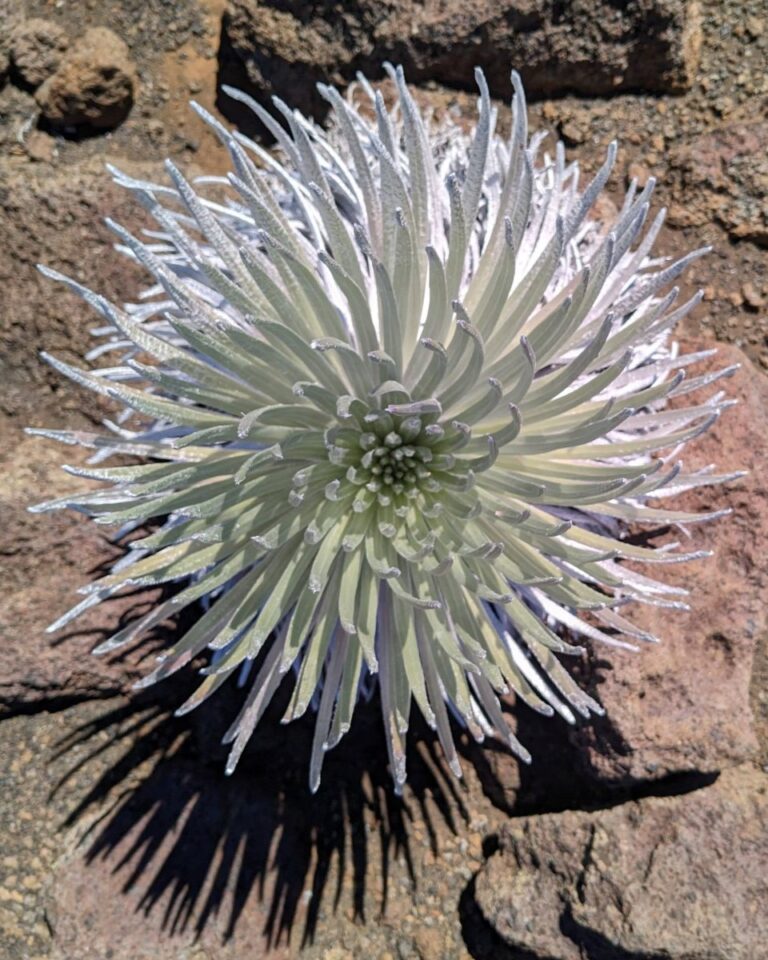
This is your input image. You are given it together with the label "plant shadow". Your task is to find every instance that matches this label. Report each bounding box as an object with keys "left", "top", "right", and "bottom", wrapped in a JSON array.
[
  {"left": 46, "top": 592, "right": 656, "bottom": 952},
  {"left": 49, "top": 662, "right": 483, "bottom": 950}
]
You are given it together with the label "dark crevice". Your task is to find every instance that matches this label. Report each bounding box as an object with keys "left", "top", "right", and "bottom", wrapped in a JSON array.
[
  {"left": 560, "top": 904, "right": 671, "bottom": 960},
  {"left": 460, "top": 874, "right": 557, "bottom": 960},
  {"left": 481, "top": 833, "right": 500, "bottom": 859},
  {"left": 575, "top": 824, "right": 596, "bottom": 905},
  {"left": 515, "top": 767, "right": 721, "bottom": 819},
  {"left": 36, "top": 112, "right": 133, "bottom": 142},
  {"left": 460, "top": 873, "right": 678, "bottom": 960}
]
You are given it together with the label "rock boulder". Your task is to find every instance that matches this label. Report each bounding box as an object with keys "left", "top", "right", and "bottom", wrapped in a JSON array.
[
  {"left": 221, "top": 0, "right": 702, "bottom": 122},
  {"left": 475, "top": 764, "right": 768, "bottom": 960},
  {"left": 36, "top": 27, "right": 136, "bottom": 130}
]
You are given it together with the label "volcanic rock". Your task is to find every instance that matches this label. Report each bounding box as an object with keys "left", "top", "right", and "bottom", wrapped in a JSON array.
[
  {"left": 667, "top": 120, "right": 768, "bottom": 247},
  {"left": 0, "top": 42, "right": 9, "bottom": 86},
  {"left": 0, "top": 426, "right": 165, "bottom": 713},
  {"left": 35, "top": 26, "right": 136, "bottom": 130},
  {"left": 474, "top": 764, "right": 768, "bottom": 960},
  {"left": 10, "top": 17, "right": 69, "bottom": 89},
  {"left": 580, "top": 343, "right": 765, "bottom": 781},
  {"left": 482, "top": 342, "right": 766, "bottom": 810},
  {"left": 221, "top": 0, "right": 702, "bottom": 122}
]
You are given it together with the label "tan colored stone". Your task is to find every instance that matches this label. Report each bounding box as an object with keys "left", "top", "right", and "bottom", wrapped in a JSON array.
[
  {"left": 667, "top": 120, "right": 768, "bottom": 246},
  {"left": 10, "top": 18, "right": 69, "bottom": 88},
  {"left": 475, "top": 765, "right": 768, "bottom": 960},
  {"left": 36, "top": 27, "right": 136, "bottom": 130}
]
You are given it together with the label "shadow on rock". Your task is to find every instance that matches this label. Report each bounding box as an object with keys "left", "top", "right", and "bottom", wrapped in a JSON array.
[
  {"left": 559, "top": 905, "right": 668, "bottom": 960},
  {"left": 44, "top": 621, "right": 712, "bottom": 953},
  {"left": 49, "top": 669, "right": 480, "bottom": 949}
]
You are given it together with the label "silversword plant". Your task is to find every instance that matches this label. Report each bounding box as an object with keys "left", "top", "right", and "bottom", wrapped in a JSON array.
[{"left": 31, "top": 66, "right": 739, "bottom": 792}]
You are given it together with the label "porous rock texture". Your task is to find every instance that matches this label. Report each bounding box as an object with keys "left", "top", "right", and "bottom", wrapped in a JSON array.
[
  {"left": 0, "top": 155, "right": 193, "bottom": 711},
  {"left": 0, "top": 428, "right": 165, "bottom": 712},
  {"left": 9, "top": 18, "right": 69, "bottom": 88},
  {"left": 221, "top": 0, "right": 702, "bottom": 120},
  {"left": 0, "top": 158, "right": 151, "bottom": 420},
  {"left": 667, "top": 120, "right": 768, "bottom": 247},
  {"left": 36, "top": 27, "right": 137, "bottom": 130},
  {"left": 474, "top": 764, "right": 768, "bottom": 960}
]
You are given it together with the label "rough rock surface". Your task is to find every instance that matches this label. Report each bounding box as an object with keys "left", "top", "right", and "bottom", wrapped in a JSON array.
[
  {"left": 667, "top": 120, "right": 768, "bottom": 247},
  {"left": 0, "top": 158, "right": 151, "bottom": 421},
  {"left": 36, "top": 27, "right": 137, "bottom": 130},
  {"left": 0, "top": 696, "right": 499, "bottom": 960},
  {"left": 0, "top": 158, "right": 169, "bottom": 710},
  {"left": 474, "top": 764, "right": 768, "bottom": 960},
  {"left": 481, "top": 343, "right": 766, "bottom": 811},
  {"left": 10, "top": 18, "right": 69, "bottom": 88},
  {"left": 0, "top": 426, "right": 166, "bottom": 713},
  {"left": 221, "top": 0, "right": 702, "bottom": 121},
  {"left": 0, "top": 700, "right": 292, "bottom": 960},
  {"left": 576, "top": 343, "right": 766, "bottom": 780}
]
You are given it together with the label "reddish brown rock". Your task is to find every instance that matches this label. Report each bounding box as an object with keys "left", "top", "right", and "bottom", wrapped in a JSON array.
[
  {"left": 0, "top": 157, "right": 151, "bottom": 422},
  {"left": 0, "top": 701, "right": 297, "bottom": 960},
  {"left": 36, "top": 26, "right": 136, "bottom": 130},
  {"left": 475, "top": 764, "right": 768, "bottom": 960},
  {"left": 578, "top": 343, "right": 765, "bottom": 784},
  {"left": 482, "top": 342, "right": 765, "bottom": 809},
  {"left": 667, "top": 120, "right": 768, "bottom": 246},
  {"left": 10, "top": 17, "right": 69, "bottom": 88},
  {"left": 222, "top": 0, "right": 701, "bottom": 122},
  {"left": 0, "top": 163, "right": 192, "bottom": 711},
  {"left": 0, "top": 154, "right": 213, "bottom": 713},
  {"left": 0, "top": 426, "right": 165, "bottom": 712}
]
